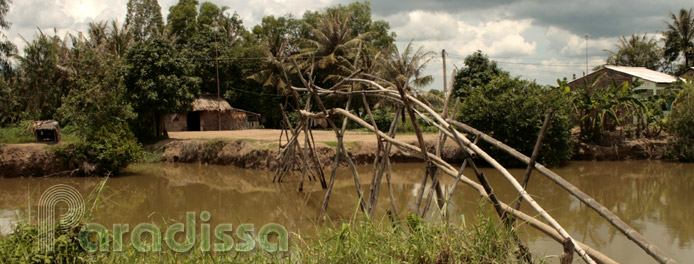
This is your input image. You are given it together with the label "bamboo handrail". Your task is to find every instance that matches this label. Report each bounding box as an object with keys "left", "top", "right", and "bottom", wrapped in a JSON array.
[
  {"left": 315, "top": 108, "right": 617, "bottom": 264},
  {"left": 447, "top": 119, "right": 676, "bottom": 264}
]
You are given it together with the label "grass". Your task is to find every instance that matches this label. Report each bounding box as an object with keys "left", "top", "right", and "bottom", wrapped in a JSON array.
[
  {"left": 0, "top": 206, "right": 543, "bottom": 263},
  {"left": 321, "top": 141, "right": 360, "bottom": 149},
  {"left": 0, "top": 177, "right": 543, "bottom": 264},
  {"left": 0, "top": 122, "right": 79, "bottom": 144}
]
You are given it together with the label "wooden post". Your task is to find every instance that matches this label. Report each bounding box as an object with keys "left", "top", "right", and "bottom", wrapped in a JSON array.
[{"left": 513, "top": 109, "right": 554, "bottom": 211}]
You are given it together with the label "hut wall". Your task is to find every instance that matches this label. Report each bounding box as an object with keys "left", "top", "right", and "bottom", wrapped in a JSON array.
[
  {"left": 199, "top": 110, "right": 248, "bottom": 131},
  {"left": 164, "top": 114, "right": 188, "bottom": 132}
]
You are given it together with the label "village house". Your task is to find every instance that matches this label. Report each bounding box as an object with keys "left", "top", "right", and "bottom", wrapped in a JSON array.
[
  {"left": 568, "top": 65, "right": 681, "bottom": 97},
  {"left": 682, "top": 67, "right": 694, "bottom": 80},
  {"left": 163, "top": 94, "right": 261, "bottom": 132}
]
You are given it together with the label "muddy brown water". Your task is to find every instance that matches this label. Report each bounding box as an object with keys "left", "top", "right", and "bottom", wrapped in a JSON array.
[{"left": 0, "top": 161, "right": 692, "bottom": 263}]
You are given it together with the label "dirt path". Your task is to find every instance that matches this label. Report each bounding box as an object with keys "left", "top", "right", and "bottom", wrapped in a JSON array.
[{"left": 168, "top": 129, "right": 440, "bottom": 143}]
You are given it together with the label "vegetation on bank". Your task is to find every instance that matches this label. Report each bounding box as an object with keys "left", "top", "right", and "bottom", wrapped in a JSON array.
[
  {"left": 0, "top": 206, "right": 541, "bottom": 264},
  {"left": 666, "top": 82, "right": 694, "bottom": 161}
]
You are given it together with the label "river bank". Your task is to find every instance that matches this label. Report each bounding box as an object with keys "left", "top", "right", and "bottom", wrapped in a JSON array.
[{"left": 0, "top": 129, "right": 674, "bottom": 177}]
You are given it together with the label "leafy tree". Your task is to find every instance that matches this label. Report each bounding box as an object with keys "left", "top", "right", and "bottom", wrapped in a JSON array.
[
  {"left": 125, "top": 0, "right": 164, "bottom": 41},
  {"left": 663, "top": 8, "right": 694, "bottom": 72},
  {"left": 452, "top": 50, "right": 508, "bottom": 98},
  {"left": 124, "top": 38, "right": 200, "bottom": 139},
  {"left": 666, "top": 81, "right": 694, "bottom": 161},
  {"left": 197, "top": 1, "right": 220, "bottom": 29},
  {"left": 564, "top": 74, "right": 647, "bottom": 143},
  {"left": 605, "top": 33, "right": 663, "bottom": 70},
  {"left": 457, "top": 75, "right": 574, "bottom": 166},
  {"left": 15, "top": 31, "right": 71, "bottom": 120},
  {"left": 58, "top": 31, "right": 134, "bottom": 138},
  {"left": 167, "top": 0, "right": 199, "bottom": 44},
  {"left": 0, "top": 0, "right": 15, "bottom": 73}
]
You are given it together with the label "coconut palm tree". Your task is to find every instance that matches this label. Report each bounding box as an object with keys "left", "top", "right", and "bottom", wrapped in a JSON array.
[
  {"left": 664, "top": 8, "right": 694, "bottom": 70},
  {"left": 605, "top": 33, "right": 663, "bottom": 70},
  {"left": 373, "top": 41, "right": 441, "bottom": 109}
]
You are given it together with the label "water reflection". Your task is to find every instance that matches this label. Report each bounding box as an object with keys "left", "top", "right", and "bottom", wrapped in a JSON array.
[{"left": 0, "top": 161, "right": 691, "bottom": 263}]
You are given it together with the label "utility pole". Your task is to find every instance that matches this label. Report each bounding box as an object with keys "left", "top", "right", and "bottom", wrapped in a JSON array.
[
  {"left": 215, "top": 26, "right": 222, "bottom": 131},
  {"left": 584, "top": 34, "right": 590, "bottom": 76},
  {"left": 442, "top": 49, "right": 447, "bottom": 95}
]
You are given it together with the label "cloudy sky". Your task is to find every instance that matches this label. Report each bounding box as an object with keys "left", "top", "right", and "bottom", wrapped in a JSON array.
[{"left": 5, "top": 0, "right": 692, "bottom": 88}]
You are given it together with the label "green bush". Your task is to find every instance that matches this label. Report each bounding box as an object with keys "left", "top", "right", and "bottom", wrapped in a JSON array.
[
  {"left": 456, "top": 75, "right": 573, "bottom": 167},
  {"left": 666, "top": 85, "right": 694, "bottom": 161},
  {"left": 55, "top": 123, "right": 142, "bottom": 175}
]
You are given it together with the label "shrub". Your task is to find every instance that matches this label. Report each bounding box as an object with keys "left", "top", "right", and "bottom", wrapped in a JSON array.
[
  {"left": 666, "top": 84, "right": 694, "bottom": 161},
  {"left": 456, "top": 75, "right": 573, "bottom": 167},
  {"left": 55, "top": 123, "right": 142, "bottom": 175}
]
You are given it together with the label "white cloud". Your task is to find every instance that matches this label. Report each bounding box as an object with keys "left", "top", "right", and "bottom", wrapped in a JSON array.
[
  {"left": 545, "top": 26, "right": 614, "bottom": 57},
  {"left": 388, "top": 11, "right": 537, "bottom": 58}
]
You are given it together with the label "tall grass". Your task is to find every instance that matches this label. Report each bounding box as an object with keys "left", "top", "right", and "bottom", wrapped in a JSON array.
[
  {"left": 0, "top": 178, "right": 543, "bottom": 264},
  {"left": 0, "top": 121, "right": 79, "bottom": 144}
]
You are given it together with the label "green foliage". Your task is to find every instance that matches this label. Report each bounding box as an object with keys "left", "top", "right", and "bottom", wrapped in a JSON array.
[
  {"left": 457, "top": 75, "right": 574, "bottom": 167},
  {"left": 0, "top": 72, "right": 22, "bottom": 125},
  {"left": 124, "top": 37, "right": 200, "bottom": 140},
  {"left": 57, "top": 35, "right": 134, "bottom": 139},
  {"left": 0, "top": 120, "right": 34, "bottom": 143},
  {"left": 0, "top": 224, "right": 84, "bottom": 264},
  {"left": 666, "top": 83, "right": 694, "bottom": 161},
  {"left": 663, "top": 8, "right": 694, "bottom": 73},
  {"left": 197, "top": 1, "right": 220, "bottom": 28},
  {"left": 452, "top": 50, "right": 509, "bottom": 98},
  {"left": 565, "top": 74, "right": 649, "bottom": 143},
  {"left": 605, "top": 33, "right": 664, "bottom": 70},
  {"left": 362, "top": 109, "right": 393, "bottom": 132},
  {"left": 299, "top": 211, "right": 531, "bottom": 263},
  {"left": 16, "top": 31, "right": 70, "bottom": 121},
  {"left": 125, "top": 0, "right": 164, "bottom": 41},
  {"left": 56, "top": 123, "right": 142, "bottom": 175},
  {"left": 167, "top": 0, "right": 200, "bottom": 44}
]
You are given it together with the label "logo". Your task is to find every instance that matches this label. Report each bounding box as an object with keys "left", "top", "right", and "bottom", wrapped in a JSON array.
[{"left": 37, "top": 184, "right": 288, "bottom": 253}]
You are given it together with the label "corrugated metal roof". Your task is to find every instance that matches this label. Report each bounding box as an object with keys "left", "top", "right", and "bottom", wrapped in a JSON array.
[{"left": 605, "top": 65, "right": 678, "bottom": 83}]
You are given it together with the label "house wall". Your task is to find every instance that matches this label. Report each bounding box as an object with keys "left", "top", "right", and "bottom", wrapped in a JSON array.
[
  {"left": 163, "top": 114, "right": 188, "bottom": 132},
  {"left": 568, "top": 68, "right": 633, "bottom": 90},
  {"left": 199, "top": 110, "right": 248, "bottom": 131},
  {"left": 165, "top": 110, "right": 255, "bottom": 131}
]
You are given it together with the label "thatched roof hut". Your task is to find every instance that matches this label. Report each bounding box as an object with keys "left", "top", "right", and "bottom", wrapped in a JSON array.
[
  {"left": 27, "top": 120, "right": 61, "bottom": 142},
  {"left": 164, "top": 94, "right": 261, "bottom": 132},
  {"left": 191, "top": 95, "right": 233, "bottom": 112}
]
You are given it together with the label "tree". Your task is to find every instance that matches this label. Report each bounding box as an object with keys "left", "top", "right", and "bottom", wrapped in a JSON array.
[
  {"left": 197, "top": 1, "right": 220, "bottom": 29},
  {"left": 457, "top": 75, "right": 574, "bottom": 166},
  {"left": 452, "top": 50, "right": 508, "bottom": 98},
  {"left": 666, "top": 81, "right": 694, "bottom": 161},
  {"left": 605, "top": 33, "right": 663, "bottom": 70},
  {"left": 125, "top": 0, "right": 164, "bottom": 41},
  {"left": 124, "top": 38, "right": 200, "bottom": 139},
  {"left": 663, "top": 8, "right": 694, "bottom": 72},
  {"left": 167, "top": 0, "right": 199, "bottom": 44},
  {"left": 564, "top": 74, "right": 647, "bottom": 143},
  {"left": 15, "top": 31, "right": 71, "bottom": 120},
  {"left": 0, "top": 0, "right": 15, "bottom": 73}
]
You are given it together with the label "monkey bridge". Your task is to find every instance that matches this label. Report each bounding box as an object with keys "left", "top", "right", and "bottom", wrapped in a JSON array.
[{"left": 271, "top": 58, "right": 676, "bottom": 264}]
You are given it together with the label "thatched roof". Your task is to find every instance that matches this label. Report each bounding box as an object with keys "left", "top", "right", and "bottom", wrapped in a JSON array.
[
  {"left": 35, "top": 120, "right": 60, "bottom": 130},
  {"left": 191, "top": 95, "right": 233, "bottom": 112}
]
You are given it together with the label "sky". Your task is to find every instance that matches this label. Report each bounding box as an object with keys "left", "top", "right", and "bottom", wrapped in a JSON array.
[{"left": 4, "top": 0, "right": 693, "bottom": 89}]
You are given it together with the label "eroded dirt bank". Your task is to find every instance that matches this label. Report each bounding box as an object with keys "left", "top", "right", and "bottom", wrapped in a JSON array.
[
  {"left": 0, "top": 144, "right": 76, "bottom": 177},
  {"left": 154, "top": 138, "right": 467, "bottom": 170},
  {"left": 0, "top": 129, "right": 673, "bottom": 177}
]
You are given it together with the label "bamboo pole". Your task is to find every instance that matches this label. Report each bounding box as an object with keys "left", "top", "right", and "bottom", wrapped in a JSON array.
[
  {"left": 513, "top": 109, "right": 554, "bottom": 211},
  {"left": 447, "top": 119, "right": 676, "bottom": 264},
  {"left": 320, "top": 108, "right": 615, "bottom": 263},
  {"left": 331, "top": 89, "right": 597, "bottom": 263}
]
